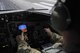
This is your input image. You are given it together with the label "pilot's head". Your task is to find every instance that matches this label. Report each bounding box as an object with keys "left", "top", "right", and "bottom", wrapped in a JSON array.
[{"left": 51, "top": 0, "right": 80, "bottom": 52}]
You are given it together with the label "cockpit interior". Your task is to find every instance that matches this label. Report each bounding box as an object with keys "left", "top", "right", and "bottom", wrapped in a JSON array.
[
  {"left": 0, "top": 0, "right": 79, "bottom": 53},
  {"left": 0, "top": 11, "right": 55, "bottom": 53}
]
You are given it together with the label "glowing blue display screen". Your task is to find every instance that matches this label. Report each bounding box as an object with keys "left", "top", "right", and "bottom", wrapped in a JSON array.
[{"left": 18, "top": 24, "right": 27, "bottom": 30}]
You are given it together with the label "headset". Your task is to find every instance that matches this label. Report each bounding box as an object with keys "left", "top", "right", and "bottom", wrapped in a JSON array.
[{"left": 50, "top": 0, "right": 71, "bottom": 33}]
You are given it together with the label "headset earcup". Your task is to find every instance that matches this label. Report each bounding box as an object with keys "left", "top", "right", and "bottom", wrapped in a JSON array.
[{"left": 50, "top": 4, "right": 71, "bottom": 33}]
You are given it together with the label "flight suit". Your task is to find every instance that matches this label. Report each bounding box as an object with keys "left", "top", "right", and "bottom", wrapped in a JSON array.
[
  {"left": 50, "top": 33, "right": 63, "bottom": 44},
  {"left": 16, "top": 32, "right": 41, "bottom": 53},
  {"left": 17, "top": 40, "right": 41, "bottom": 53},
  {"left": 51, "top": 33, "right": 63, "bottom": 49}
]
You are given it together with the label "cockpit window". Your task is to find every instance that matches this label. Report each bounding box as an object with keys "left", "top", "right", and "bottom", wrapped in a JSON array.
[{"left": 0, "top": 0, "right": 58, "bottom": 14}]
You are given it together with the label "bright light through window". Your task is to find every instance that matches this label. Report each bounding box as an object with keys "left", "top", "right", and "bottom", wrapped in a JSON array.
[{"left": 45, "top": 0, "right": 57, "bottom": 2}]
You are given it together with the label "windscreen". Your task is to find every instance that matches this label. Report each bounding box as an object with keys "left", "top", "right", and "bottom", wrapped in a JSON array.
[{"left": 0, "top": 0, "right": 57, "bottom": 14}]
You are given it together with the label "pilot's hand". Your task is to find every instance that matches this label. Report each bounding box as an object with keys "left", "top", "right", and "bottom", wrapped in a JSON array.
[
  {"left": 16, "top": 32, "right": 28, "bottom": 43},
  {"left": 44, "top": 28, "right": 53, "bottom": 36},
  {"left": 16, "top": 35, "right": 23, "bottom": 43}
]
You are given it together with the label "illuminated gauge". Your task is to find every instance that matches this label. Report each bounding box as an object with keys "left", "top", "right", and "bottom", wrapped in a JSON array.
[
  {"left": 1, "top": 18, "right": 4, "bottom": 20},
  {"left": 18, "top": 24, "right": 27, "bottom": 30}
]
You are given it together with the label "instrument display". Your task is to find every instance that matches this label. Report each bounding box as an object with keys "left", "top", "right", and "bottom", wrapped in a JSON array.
[{"left": 18, "top": 24, "right": 27, "bottom": 30}]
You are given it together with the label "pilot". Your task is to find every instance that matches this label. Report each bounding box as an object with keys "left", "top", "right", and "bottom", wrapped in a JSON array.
[
  {"left": 50, "top": 0, "right": 80, "bottom": 52},
  {"left": 16, "top": 24, "right": 41, "bottom": 53}
]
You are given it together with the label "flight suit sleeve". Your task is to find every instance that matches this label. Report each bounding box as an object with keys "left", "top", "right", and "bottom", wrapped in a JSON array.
[
  {"left": 17, "top": 40, "right": 41, "bottom": 53},
  {"left": 50, "top": 33, "right": 62, "bottom": 44}
]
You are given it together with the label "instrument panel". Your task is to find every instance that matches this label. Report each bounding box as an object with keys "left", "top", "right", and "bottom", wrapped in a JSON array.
[
  {"left": 0, "top": 11, "right": 50, "bottom": 32},
  {"left": 0, "top": 11, "right": 51, "bottom": 49}
]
